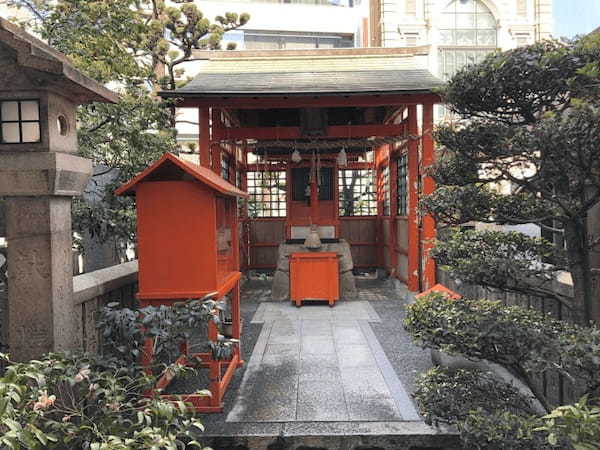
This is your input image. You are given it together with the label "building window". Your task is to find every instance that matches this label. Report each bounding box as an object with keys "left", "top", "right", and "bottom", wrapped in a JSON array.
[
  {"left": 514, "top": 33, "right": 531, "bottom": 46},
  {"left": 438, "top": 0, "right": 497, "bottom": 118},
  {"left": 243, "top": 30, "right": 354, "bottom": 50},
  {"left": 221, "top": 154, "right": 231, "bottom": 181},
  {"left": 247, "top": 171, "right": 287, "bottom": 218},
  {"left": 381, "top": 165, "right": 390, "bottom": 216},
  {"left": 338, "top": 169, "right": 376, "bottom": 216},
  {"left": 439, "top": 0, "right": 497, "bottom": 48},
  {"left": 438, "top": 48, "right": 493, "bottom": 81},
  {"left": 517, "top": 0, "right": 528, "bottom": 17},
  {"left": 235, "top": 168, "right": 242, "bottom": 189},
  {"left": 404, "top": 32, "right": 419, "bottom": 47},
  {"left": 0, "top": 99, "right": 41, "bottom": 144},
  {"left": 397, "top": 154, "right": 408, "bottom": 216}
]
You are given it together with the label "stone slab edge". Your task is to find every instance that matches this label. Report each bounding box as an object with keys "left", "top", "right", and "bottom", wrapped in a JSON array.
[
  {"left": 359, "top": 320, "right": 421, "bottom": 421},
  {"left": 72, "top": 260, "right": 138, "bottom": 305}
]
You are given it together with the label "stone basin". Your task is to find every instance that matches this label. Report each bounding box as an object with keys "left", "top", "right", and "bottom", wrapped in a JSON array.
[{"left": 271, "top": 238, "right": 357, "bottom": 301}]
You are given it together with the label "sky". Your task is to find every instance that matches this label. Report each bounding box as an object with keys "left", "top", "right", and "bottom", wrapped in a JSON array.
[{"left": 554, "top": 0, "right": 600, "bottom": 38}]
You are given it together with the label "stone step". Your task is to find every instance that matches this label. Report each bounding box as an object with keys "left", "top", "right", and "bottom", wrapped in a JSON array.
[{"left": 199, "top": 421, "right": 461, "bottom": 450}]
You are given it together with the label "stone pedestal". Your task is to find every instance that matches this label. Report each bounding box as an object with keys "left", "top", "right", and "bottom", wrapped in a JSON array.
[
  {"left": 6, "top": 197, "right": 81, "bottom": 360},
  {"left": 1, "top": 153, "right": 92, "bottom": 361},
  {"left": 271, "top": 239, "right": 357, "bottom": 301}
]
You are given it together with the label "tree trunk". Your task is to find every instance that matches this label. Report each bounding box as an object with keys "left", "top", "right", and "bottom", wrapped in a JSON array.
[{"left": 564, "top": 219, "right": 594, "bottom": 324}]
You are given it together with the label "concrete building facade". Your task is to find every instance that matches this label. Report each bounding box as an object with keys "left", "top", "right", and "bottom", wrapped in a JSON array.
[{"left": 371, "top": 0, "right": 553, "bottom": 81}]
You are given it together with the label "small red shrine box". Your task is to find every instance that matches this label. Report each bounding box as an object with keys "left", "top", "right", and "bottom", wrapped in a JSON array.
[
  {"left": 116, "top": 153, "right": 248, "bottom": 303},
  {"left": 289, "top": 252, "right": 339, "bottom": 307}
]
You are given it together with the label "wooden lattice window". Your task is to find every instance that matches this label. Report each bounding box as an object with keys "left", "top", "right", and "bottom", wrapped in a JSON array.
[
  {"left": 247, "top": 171, "right": 287, "bottom": 218},
  {"left": 397, "top": 154, "right": 408, "bottom": 216},
  {"left": 338, "top": 169, "right": 376, "bottom": 216}
]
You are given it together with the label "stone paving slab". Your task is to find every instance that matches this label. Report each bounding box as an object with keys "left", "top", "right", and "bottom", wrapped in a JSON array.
[{"left": 228, "top": 301, "right": 419, "bottom": 423}]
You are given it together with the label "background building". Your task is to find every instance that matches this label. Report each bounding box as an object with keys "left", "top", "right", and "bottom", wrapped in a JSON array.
[{"left": 370, "top": 0, "right": 553, "bottom": 81}]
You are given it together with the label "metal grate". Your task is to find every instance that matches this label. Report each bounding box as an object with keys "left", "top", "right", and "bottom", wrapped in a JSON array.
[
  {"left": 247, "top": 171, "right": 287, "bottom": 218},
  {"left": 338, "top": 169, "right": 377, "bottom": 216}
]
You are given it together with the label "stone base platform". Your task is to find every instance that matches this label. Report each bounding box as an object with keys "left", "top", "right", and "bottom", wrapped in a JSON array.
[{"left": 271, "top": 239, "right": 357, "bottom": 301}]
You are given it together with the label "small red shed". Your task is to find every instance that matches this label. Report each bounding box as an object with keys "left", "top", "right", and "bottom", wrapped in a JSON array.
[
  {"left": 116, "top": 152, "right": 248, "bottom": 413},
  {"left": 115, "top": 152, "right": 248, "bottom": 304}
]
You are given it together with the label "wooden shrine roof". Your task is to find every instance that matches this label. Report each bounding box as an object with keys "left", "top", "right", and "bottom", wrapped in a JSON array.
[
  {"left": 160, "top": 47, "right": 444, "bottom": 97},
  {"left": 115, "top": 153, "right": 248, "bottom": 198}
]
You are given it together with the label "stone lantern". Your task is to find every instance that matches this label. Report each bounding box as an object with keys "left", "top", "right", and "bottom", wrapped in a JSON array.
[{"left": 0, "top": 18, "right": 118, "bottom": 361}]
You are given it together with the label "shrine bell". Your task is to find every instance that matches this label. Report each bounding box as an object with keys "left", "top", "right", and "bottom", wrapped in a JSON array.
[{"left": 115, "top": 153, "right": 248, "bottom": 304}]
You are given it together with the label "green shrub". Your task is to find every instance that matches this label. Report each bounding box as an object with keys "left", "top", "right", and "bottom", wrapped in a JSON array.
[
  {"left": 98, "top": 297, "right": 238, "bottom": 373},
  {"left": 413, "top": 367, "right": 537, "bottom": 426},
  {"left": 0, "top": 352, "right": 207, "bottom": 449},
  {"left": 406, "top": 294, "right": 600, "bottom": 449},
  {"left": 404, "top": 292, "right": 565, "bottom": 372},
  {"left": 414, "top": 367, "right": 549, "bottom": 449},
  {"left": 536, "top": 396, "right": 600, "bottom": 450}
]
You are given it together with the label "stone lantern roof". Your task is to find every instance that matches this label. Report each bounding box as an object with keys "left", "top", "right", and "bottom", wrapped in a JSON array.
[{"left": 0, "top": 17, "right": 118, "bottom": 104}]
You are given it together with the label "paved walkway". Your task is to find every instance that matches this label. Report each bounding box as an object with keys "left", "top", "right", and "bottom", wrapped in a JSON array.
[{"left": 227, "top": 300, "right": 420, "bottom": 423}]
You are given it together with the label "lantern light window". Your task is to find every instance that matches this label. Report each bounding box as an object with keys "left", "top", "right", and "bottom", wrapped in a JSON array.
[{"left": 0, "top": 99, "right": 41, "bottom": 144}]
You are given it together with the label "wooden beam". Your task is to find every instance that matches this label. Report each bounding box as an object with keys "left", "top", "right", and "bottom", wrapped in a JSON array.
[
  {"left": 177, "top": 93, "right": 442, "bottom": 110},
  {"left": 198, "top": 107, "right": 210, "bottom": 168},
  {"left": 214, "top": 123, "right": 406, "bottom": 141}
]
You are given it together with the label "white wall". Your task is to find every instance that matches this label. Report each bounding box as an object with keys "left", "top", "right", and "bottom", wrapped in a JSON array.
[{"left": 196, "top": 1, "right": 364, "bottom": 36}]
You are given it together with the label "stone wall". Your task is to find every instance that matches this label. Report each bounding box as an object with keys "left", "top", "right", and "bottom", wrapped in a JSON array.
[
  {"left": 0, "top": 260, "right": 138, "bottom": 357},
  {"left": 73, "top": 261, "right": 138, "bottom": 353}
]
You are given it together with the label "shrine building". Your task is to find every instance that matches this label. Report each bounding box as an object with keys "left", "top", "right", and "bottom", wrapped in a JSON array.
[{"left": 160, "top": 46, "right": 444, "bottom": 294}]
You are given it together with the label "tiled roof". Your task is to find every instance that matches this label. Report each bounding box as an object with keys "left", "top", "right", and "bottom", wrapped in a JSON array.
[{"left": 161, "top": 50, "right": 444, "bottom": 97}]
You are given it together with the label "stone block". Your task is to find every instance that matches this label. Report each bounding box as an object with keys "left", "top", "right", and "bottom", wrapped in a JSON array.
[
  {"left": 271, "top": 239, "right": 356, "bottom": 301},
  {"left": 271, "top": 270, "right": 290, "bottom": 301},
  {"left": 0, "top": 152, "right": 92, "bottom": 196},
  {"left": 6, "top": 197, "right": 81, "bottom": 360}
]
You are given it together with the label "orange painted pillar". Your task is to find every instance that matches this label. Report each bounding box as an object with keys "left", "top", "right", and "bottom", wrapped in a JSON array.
[
  {"left": 211, "top": 109, "right": 222, "bottom": 175},
  {"left": 199, "top": 107, "right": 211, "bottom": 168},
  {"left": 389, "top": 144, "right": 398, "bottom": 277},
  {"left": 375, "top": 146, "right": 385, "bottom": 268},
  {"left": 422, "top": 102, "right": 436, "bottom": 291},
  {"left": 407, "top": 105, "right": 420, "bottom": 292}
]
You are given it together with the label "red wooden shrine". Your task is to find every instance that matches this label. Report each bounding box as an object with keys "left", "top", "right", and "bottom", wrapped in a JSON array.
[
  {"left": 116, "top": 152, "right": 248, "bottom": 413},
  {"left": 158, "top": 48, "right": 444, "bottom": 295},
  {"left": 290, "top": 252, "right": 340, "bottom": 307}
]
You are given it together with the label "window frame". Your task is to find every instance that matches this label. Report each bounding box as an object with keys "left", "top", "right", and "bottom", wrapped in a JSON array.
[
  {"left": 338, "top": 168, "right": 377, "bottom": 217},
  {"left": 247, "top": 170, "right": 287, "bottom": 218},
  {"left": 0, "top": 99, "right": 42, "bottom": 144}
]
